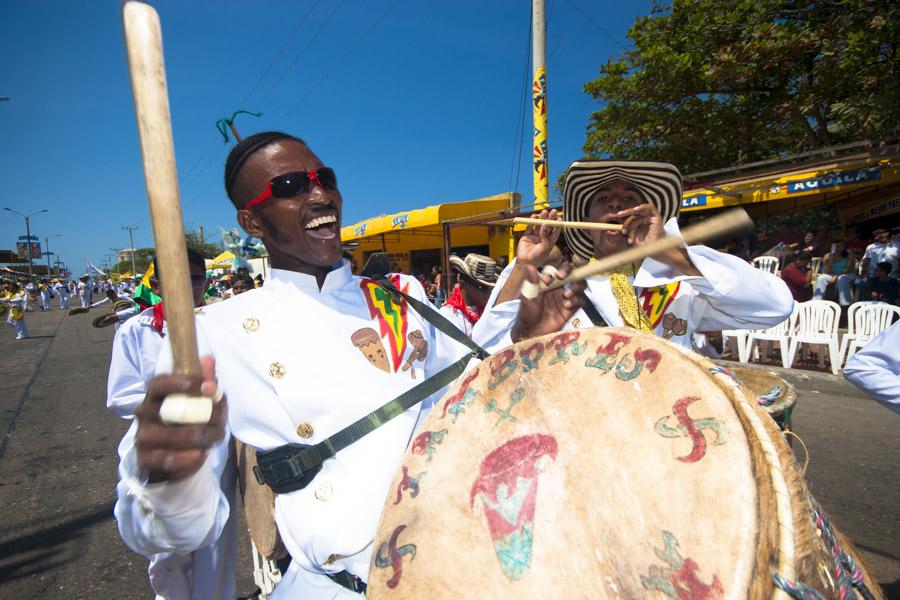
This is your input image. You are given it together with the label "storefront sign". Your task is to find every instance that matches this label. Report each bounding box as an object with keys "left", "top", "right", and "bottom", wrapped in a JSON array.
[
  {"left": 681, "top": 194, "right": 707, "bottom": 209},
  {"left": 787, "top": 166, "right": 881, "bottom": 194},
  {"left": 392, "top": 215, "right": 409, "bottom": 229},
  {"left": 354, "top": 223, "right": 367, "bottom": 238},
  {"left": 842, "top": 196, "right": 900, "bottom": 225}
]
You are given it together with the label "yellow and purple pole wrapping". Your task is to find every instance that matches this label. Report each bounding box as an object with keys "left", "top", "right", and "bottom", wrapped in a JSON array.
[{"left": 532, "top": 0, "right": 548, "bottom": 209}]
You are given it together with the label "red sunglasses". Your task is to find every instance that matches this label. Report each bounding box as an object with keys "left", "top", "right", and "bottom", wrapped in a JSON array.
[{"left": 244, "top": 167, "right": 337, "bottom": 210}]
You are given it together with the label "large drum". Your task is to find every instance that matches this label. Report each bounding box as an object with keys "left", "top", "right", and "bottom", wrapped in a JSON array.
[{"left": 369, "top": 328, "right": 882, "bottom": 599}]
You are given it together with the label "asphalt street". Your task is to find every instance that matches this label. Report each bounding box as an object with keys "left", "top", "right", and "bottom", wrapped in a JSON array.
[{"left": 0, "top": 308, "right": 897, "bottom": 598}]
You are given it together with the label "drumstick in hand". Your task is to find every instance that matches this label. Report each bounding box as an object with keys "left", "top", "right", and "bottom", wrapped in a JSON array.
[
  {"left": 528, "top": 208, "right": 753, "bottom": 295},
  {"left": 123, "top": 1, "right": 212, "bottom": 424},
  {"left": 507, "top": 217, "right": 624, "bottom": 232}
]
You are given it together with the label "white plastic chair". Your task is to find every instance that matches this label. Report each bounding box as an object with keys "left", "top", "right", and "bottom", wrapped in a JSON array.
[
  {"left": 721, "top": 329, "right": 750, "bottom": 361},
  {"left": 752, "top": 256, "right": 779, "bottom": 275},
  {"left": 838, "top": 302, "right": 900, "bottom": 365},
  {"left": 786, "top": 300, "right": 841, "bottom": 374},
  {"left": 742, "top": 305, "right": 799, "bottom": 367}
]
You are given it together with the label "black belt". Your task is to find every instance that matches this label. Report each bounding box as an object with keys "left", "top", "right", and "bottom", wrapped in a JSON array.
[{"left": 329, "top": 570, "right": 367, "bottom": 594}]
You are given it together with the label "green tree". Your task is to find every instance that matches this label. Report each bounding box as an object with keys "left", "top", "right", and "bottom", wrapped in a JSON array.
[
  {"left": 581, "top": 0, "right": 899, "bottom": 174},
  {"left": 184, "top": 229, "right": 223, "bottom": 259}
]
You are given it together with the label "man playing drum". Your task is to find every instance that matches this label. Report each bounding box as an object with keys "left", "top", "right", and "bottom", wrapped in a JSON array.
[
  {"left": 476, "top": 160, "right": 795, "bottom": 348},
  {"left": 114, "top": 132, "right": 583, "bottom": 599}
]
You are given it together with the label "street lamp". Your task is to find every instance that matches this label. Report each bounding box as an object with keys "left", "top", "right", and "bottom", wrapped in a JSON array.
[
  {"left": 3, "top": 208, "right": 48, "bottom": 280},
  {"left": 45, "top": 234, "right": 61, "bottom": 276}
]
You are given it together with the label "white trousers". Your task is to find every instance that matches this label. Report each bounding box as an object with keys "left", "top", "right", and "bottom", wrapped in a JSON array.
[
  {"left": 7, "top": 316, "right": 27, "bottom": 339},
  {"left": 813, "top": 274, "right": 854, "bottom": 306},
  {"left": 59, "top": 292, "right": 69, "bottom": 309},
  {"left": 41, "top": 292, "right": 51, "bottom": 310}
]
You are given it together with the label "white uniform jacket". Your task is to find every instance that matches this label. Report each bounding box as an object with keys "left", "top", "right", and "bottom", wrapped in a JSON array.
[
  {"left": 109, "top": 306, "right": 237, "bottom": 600},
  {"left": 438, "top": 303, "right": 476, "bottom": 337},
  {"left": 474, "top": 219, "right": 795, "bottom": 351},
  {"left": 844, "top": 321, "right": 900, "bottom": 414},
  {"left": 115, "top": 263, "right": 499, "bottom": 598}
]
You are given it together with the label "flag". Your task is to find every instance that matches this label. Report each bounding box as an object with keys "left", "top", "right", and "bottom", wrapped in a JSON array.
[
  {"left": 133, "top": 261, "right": 162, "bottom": 310},
  {"left": 85, "top": 259, "right": 106, "bottom": 277}
]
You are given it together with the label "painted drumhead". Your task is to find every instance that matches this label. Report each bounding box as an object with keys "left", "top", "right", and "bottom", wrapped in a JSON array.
[{"left": 369, "top": 328, "right": 796, "bottom": 599}]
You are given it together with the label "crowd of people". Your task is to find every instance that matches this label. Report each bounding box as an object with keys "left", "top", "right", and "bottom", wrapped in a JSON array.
[
  {"left": 4, "top": 130, "right": 894, "bottom": 599},
  {"left": 721, "top": 224, "right": 899, "bottom": 308}
]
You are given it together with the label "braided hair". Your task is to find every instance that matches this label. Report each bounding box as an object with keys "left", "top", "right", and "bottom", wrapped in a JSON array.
[{"left": 224, "top": 131, "right": 306, "bottom": 209}]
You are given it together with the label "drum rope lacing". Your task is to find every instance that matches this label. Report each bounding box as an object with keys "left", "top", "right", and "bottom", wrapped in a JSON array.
[{"left": 772, "top": 498, "right": 877, "bottom": 600}]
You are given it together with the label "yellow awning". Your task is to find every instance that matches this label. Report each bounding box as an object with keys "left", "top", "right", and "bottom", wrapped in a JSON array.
[
  {"left": 341, "top": 193, "right": 516, "bottom": 241},
  {"left": 208, "top": 251, "right": 236, "bottom": 268},
  {"left": 681, "top": 158, "right": 900, "bottom": 213}
]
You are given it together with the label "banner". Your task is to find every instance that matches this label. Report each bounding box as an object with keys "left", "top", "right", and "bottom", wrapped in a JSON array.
[{"left": 16, "top": 241, "right": 41, "bottom": 259}]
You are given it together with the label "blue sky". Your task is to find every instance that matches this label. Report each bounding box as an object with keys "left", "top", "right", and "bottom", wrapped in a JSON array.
[{"left": 0, "top": 0, "right": 651, "bottom": 273}]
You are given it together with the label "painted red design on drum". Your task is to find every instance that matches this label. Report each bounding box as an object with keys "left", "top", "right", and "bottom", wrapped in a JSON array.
[
  {"left": 440, "top": 368, "right": 480, "bottom": 421},
  {"left": 374, "top": 524, "right": 417, "bottom": 588},
  {"left": 470, "top": 434, "right": 558, "bottom": 580},
  {"left": 584, "top": 332, "right": 631, "bottom": 372},
  {"left": 614, "top": 348, "right": 663, "bottom": 381},
  {"left": 641, "top": 530, "right": 723, "bottom": 599},
  {"left": 519, "top": 341, "right": 545, "bottom": 372},
  {"left": 394, "top": 466, "right": 426, "bottom": 505},
  {"left": 411, "top": 428, "right": 448, "bottom": 461},
  {"left": 547, "top": 331, "right": 587, "bottom": 365},
  {"left": 488, "top": 349, "right": 518, "bottom": 390},
  {"left": 654, "top": 396, "right": 727, "bottom": 463}
]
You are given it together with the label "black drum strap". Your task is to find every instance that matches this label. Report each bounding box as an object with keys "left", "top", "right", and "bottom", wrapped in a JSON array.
[
  {"left": 254, "top": 278, "right": 490, "bottom": 495},
  {"left": 580, "top": 293, "right": 609, "bottom": 328}
]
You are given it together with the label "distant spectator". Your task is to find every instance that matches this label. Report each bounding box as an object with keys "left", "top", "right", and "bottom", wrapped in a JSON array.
[
  {"left": 870, "top": 262, "right": 898, "bottom": 304},
  {"left": 799, "top": 230, "right": 820, "bottom": 256},
  {"left": 812, "top": 242, "right": 857, "bottom": 306},
  {"left": 813, "top": 224, "right": 832, "bottom": 256},
  {"left": 231, "top": 277, "right": 253, "bottom": 296},
  {"left": 858, "top": 228, "right": 899, "bottom": 299},
  {"left": 430, "top": 265, "right": 445, "bottom": 307},
  {"left": 842, "top": 225, "right": 869, "bottom": 257},
  {"left": 781, "top": 252, "right": 812, "bottom": 301},
  {"left": 770, "top": 223, "right": 803, "bottom": 248}
]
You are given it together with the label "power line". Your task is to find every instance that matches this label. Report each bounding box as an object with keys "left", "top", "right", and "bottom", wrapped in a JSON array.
[
  {"left": 239, "top": 0, "right": 322, "bottom": 107},
  {"left": 565, "top": 0, "right": 627, "bottom": 50},
  {"left": 256, "top": 0, "right": 348, "bottom": 109},
  {"left": 278, "top": 0, "right": 401, "bottom": 124},
  {"left": 509, "top": 17, "right": 533, "bottom": 194}
]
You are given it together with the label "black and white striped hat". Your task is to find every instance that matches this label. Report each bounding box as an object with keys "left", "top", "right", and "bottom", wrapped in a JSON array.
[{"left": 563, "top": 160, "right": 683, "bottom": 260}]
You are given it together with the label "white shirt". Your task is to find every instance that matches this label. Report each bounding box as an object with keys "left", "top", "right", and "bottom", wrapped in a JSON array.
[
  {"left": 862, "top": 241, "right": 900, "bottom": 276},
  {"left": 115, "top": 262, "right": 501, "bottom": 598},
  {"left": 438, "top": 303, "right": 476, "bottom": 337},
  {"left": 474, "top": 218, "right": 795, "bottom": 352},
  {"left": 844, "top": 321, "right": 900, "bottom": 414},
  {"left": 109, "top": 306, "right": 238, "bottom": 600}
]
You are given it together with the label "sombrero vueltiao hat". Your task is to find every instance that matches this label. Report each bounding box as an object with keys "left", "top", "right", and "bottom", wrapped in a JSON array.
[
  {"left": 563, "top": 160, "right": 683, "bottom": 260},
  {"left": 449, "top": 254, "right": 499, "bottom": 288}
]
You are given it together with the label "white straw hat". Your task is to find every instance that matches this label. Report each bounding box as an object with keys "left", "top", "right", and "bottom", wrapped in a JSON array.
[
  {"left": 563, "top": 160, "right": 683, "bottom": 260},
  {"left": 449, "top": 253, "right": 499, "bottom": 288}
]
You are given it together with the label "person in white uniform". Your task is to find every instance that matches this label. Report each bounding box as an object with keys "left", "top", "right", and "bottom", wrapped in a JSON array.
[
  {"left": 438, "top": 254, "right": 498, "bottom": 337},
  {"left": 78, "top": 276, "right": 92, "bottom": 308},
  {"left": 108, "top": 248, "right": 235, "bottom": 600},
  {"left": 3, "top": 282, "right": 29, "bottom": 339},
  {"left": 475, "top": 160, "right": 795, "bottom": 350},
  {"left": 113, "top": 132, "right": 583, "bottom": 599},
  {"left": 55, "top": 280, "right": 70, "bottom": 309},
  {"left": 39, "top": 279, "right": 52, "bottom": 311},
  {"left": 843, "top": 320, "right": 900, "bottom": 415}
]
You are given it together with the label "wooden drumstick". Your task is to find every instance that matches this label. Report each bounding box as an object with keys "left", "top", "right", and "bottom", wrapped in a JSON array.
[
  {"left": 534, "top": 208, "right": 754, "bottom": 294},
  {"left": 510, "top": 217, "right": 623, "bottom": 232},
  {"left": 123, "top": 2, "right": 209, "bottom": 424}
]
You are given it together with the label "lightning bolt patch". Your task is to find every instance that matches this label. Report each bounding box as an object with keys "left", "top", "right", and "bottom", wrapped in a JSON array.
[
  {"left": 639, "top": 282, "right": 681, "bottom": 328},
  {"left": 360, "top": 275, "right": 410, "bottom": 372}
]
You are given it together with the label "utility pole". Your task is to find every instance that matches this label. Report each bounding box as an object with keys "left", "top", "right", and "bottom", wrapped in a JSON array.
[
  {"left": 122, "top": 225, "right": 139, "bottom": 276},
  {"left": 532, "top": 0, "right": 549, "bottom": 209},
  {"left": 3, "top": 207, "right": 48, "bottom": 281},
  {"left": 44, "top": 234, "right": 61, "bottom": 276},
  {"left": 111, "top": 248, "right": 122, "bottom": 276},
  {"left": 198, "top": 225, "right": 204, "bottom": 244}
]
